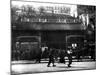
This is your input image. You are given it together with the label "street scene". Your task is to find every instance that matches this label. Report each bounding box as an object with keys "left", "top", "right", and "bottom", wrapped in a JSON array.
[{"left": 11, "top": 0, "right": 96, "bottom": 75}]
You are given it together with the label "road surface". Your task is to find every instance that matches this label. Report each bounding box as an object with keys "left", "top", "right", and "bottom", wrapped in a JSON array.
[{"left": 11, "top": 61, "right": 96, "bottom": 75}]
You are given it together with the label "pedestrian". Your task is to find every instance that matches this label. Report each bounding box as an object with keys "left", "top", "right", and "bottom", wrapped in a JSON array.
[
  {"left": 36, "top": 47, "right": 42, "bottom": 63},
  {"left": 59, "top": 50, "right": 65, "bottom": 64},
  {"left": 47, "top": 48, "right": 56, "bottom": 67},
  {"left": 67, "top": 47, "right": 73, "bottom": 67}
]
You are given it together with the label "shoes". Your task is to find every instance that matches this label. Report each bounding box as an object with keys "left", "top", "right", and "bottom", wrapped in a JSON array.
[
  {"left": 68, "top": 65, "right": 71, "bottom": 67},
  {"left": 47, "top": 65, "right": 50, "bottom": 67},
  {"left": 47, "top": 65, "right": 56, "bottom": 67},
  {"left": 53, "top": 65, "right": 56, "bottom": 67}
]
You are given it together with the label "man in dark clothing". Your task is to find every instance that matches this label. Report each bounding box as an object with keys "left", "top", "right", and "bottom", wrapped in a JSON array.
[
  {"left": 59, "top": 50, "right": 65, "bottom": 64},
  {"left": 67, "top": 48, "right": 73, "bottom": 67},
  {"left": 36, "top": 47, "right": 42, "bottom": 63},
  {"left": 47, "top": 48, "right": 56, "bottom": 67}
]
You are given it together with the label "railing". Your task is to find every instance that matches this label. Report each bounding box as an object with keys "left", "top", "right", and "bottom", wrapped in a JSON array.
[{"left": 20, "top": 18, "right": 81, "bottom": 24}]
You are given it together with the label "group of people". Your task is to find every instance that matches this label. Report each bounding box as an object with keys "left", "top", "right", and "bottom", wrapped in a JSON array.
[{"left": 47, "top": 47, "right": 73, "bottom": 67}]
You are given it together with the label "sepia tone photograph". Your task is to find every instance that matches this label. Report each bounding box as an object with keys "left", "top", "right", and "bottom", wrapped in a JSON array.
[{"left": 11, "top": 0, "right": 96, "bottom": 74}]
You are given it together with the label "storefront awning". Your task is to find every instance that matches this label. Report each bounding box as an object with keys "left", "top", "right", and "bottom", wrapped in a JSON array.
[{"left": 12, "top": 22, "right": 85, "bottom": 30}]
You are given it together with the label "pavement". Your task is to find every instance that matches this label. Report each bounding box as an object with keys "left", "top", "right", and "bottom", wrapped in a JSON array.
[{"left": 11, "top": 60, "right": 96, "bottom": 75}]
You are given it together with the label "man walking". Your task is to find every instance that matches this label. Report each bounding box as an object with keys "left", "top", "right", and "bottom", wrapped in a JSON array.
[
  {"left": 47, "top": 48, "right": 56, "bottom": 67},
  {"left": 67, "top": 47, "right": 73, "bottom": 67},
  {"left": 59, "top": 50, "right": 65, "bottom": 64}
]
